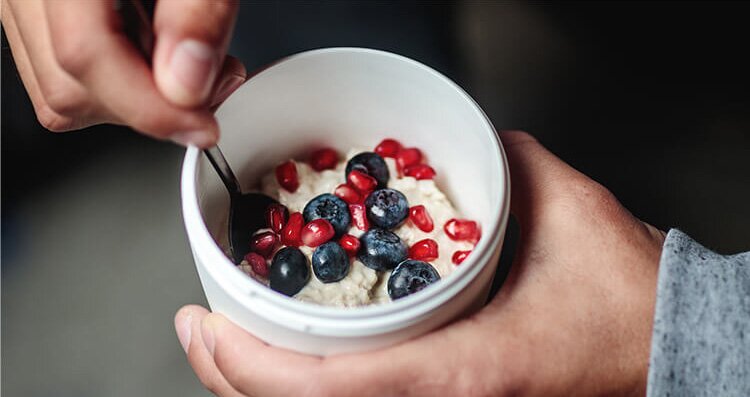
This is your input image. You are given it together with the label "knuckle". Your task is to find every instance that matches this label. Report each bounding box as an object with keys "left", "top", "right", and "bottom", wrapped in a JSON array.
[
  {"left": 571, "top": 179, "right": 613, "bottom": 204},
  {"left": 35, "top": 104, "right": 72, "bottom": 132},
  {"left": 555, "top": 178, "right": 622, "bottom": 220},
  {"left": 52, "top": 34, "right": 96, "bottom": 78},
  {"left": 581, "top": 182, "right": 620, "bottom": 216},
  {"left": 42, "top": 81, "right": 88, "bottom": 116}
]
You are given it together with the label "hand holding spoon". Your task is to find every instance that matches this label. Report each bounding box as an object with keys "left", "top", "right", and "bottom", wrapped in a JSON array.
[{"left": 117, "top": 0, "right": 276, "bottom": 264}]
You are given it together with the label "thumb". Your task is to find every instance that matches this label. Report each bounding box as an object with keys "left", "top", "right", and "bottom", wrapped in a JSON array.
[
  {"left": 199, "top": 313, "right": 322, "bottom": 397},
  {"left": 153, "top": 0, "right": 239, "bottom": 107},
  {"left": 500, "top": 130, "right": 585, "bottom": 228}
]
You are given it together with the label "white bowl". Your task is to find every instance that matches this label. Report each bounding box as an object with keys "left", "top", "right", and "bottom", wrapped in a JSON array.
[{"left": 181, "top": 48, "right": 510, "bottom": 356}]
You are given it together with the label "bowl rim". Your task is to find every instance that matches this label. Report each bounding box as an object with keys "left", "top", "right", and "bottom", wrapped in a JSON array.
[{"left": 180, "top": 47, "right": 510, "bottom": 332}]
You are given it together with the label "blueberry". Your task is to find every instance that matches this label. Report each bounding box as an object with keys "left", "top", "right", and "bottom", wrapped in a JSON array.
[
  {"left": 312, "top": 242, "right": 350, "bottom": 283},
  {"left": 364, "top": 188, "right": 409, "bottom": 229},
  {"left": 357, "top": 228, "right": 407, "bottom": 271},
  {"left": 269, "top": 247, "right": 310, "bottom": 296},
  {"left": 387, "top": 260, "right": 441, "bottom": 300},
  {"left": 303, "top": 194, "right": 351, "bottom": 237},
  {"left": 346, "top": 152, "right": 389, "bottom": 188}
]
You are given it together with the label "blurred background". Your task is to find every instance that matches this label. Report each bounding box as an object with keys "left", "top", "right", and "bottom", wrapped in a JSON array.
[{"left": 2, "top": 2, "right": 748, "bottom": 396}]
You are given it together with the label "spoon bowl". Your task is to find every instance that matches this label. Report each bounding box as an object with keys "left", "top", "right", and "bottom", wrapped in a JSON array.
[{"left": 203, "top": 147, "right": 277, "bottom": 264}]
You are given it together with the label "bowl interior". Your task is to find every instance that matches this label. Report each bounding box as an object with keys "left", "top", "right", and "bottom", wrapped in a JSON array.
[{"left": 194, "top": 48, "right": 505, "bottom": 311}]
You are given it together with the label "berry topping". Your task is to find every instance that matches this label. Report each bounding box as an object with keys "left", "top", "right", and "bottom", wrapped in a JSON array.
[
  {"left": 364, "top": 188, "right": 409, "bottom": 230},
  {"left": 244, "top": 252, "right": 269, "bottom": 277},
  {"left": 269, "top": 247, "right": 310, "bottom": 296},
  {"left": 338, "top": 234, "right": 360, "bottom": 257},
  {"left": 349, "top": 203, "right": 370, "bottom": 231},
  {"left": 333, "top": 183, "right": 362, "bottom": 204},
  {"left": 374, "top": 138, "right": 403, "bottom": 158},
  {"left": 409, "top": 205, "right": 434, "bottom": 232},
  {"left": 275, "top": 160, "right": 299, "bottom": 192},
  {"left": 309, "top": 148, "right": 339, "bottom": 171},
  {"left": 249, "top": 231, "right": 278, "bottom": 258},
  {"left": 444, "top": 218, "right": 481, "bottom": 243},
  {"left": 403, "top": 164, "right": 436, "bottom": 180},
  {"left": 312, "top": 242, "right": 350, "bottom": 283},
  {"left": 387, "top": 260, "right": 441, "bottom": 300},
  {"left": 303, "top": 194, "right": 351, "bottom": 237},
  {"left": 301, "top": 219, "right": 335, "bottom": 247},
  {"left": 452, "top": 250, "right": 471, "bottom": 265},
  {"left": 409, "top": 238, "right": 439, "bottom": 262},
  {"left": 347, "top": 170, "right": 378, "bottom": 193},
  {"left": 357, "top": 228, "right": 408, "bottom": 271},
  {"left": 281, "top": 212, "right": 304, "bottom": 247},
  {"left": 395, "top": 148, "right": 422, "bottom": 171},
  {"left": 345, "top": 152, "right": 390, "bottom": 188},
  {"left": 265, "top": 203, "right": 289, "bottom": 233}
]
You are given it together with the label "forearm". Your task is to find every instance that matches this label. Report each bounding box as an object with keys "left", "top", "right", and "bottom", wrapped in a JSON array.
[{"left": 647, "top": 229, "right": 750, "bottom": 396}]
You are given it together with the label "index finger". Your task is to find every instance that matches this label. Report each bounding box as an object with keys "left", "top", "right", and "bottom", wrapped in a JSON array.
[{"left": 43, "top": 0, "right": 218, "bottom": 146}]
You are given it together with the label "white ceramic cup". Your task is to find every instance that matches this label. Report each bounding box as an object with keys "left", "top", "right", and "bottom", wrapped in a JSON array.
[{"left": 181, "top": 48, "right": 510, "bottom": 356}]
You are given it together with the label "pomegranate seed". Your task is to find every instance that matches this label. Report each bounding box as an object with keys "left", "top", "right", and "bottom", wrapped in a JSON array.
[
  {"left": 301, "top": 219, "right": 335, "bottom": 247},
  {"left": 374, "top": 138, "right": 403, "bottom": 158},
  {"left": 281, "top": 212, "right": 304, "bottom": 246},
  {"left": 349, "top": 203, "right": 370, "bottom": 231},
  {"left": 244, "top": 252, "right": 269, "bottom": 277},
  {"left": 404, "top": 164, "right": 436, "bottom": 180},
  {"left": 444, "top": 218, "right": 481, "bottom": 243},
  {"left": 275, "top": 161, "right": 299, "bottom": 192},
  {"left": 452, "top": 250, "right": 471, "bottom": 265},
  {"left": 339, "top": 234, "right": 360, "bottom": 256},
  {"left": 395, "top": 148, "right": 422, "bottom": 171},
  {"left": 347, "top": 170, "right": 378, "bottom": 193},
  {"left": 409, "top": 239, "right": 439, "bottom": 261},
  {"left": 250, "top": 231, "right": 278, "bottom": 258},
  {"left": 265, "top": 203, "right": 289, "bottom": 233},
  {"left": 409, "top": 205, "right": 434, "bottom": 232},
  {"left": 334, "top": 183, "right": 362, "bottom": 204},
  {"left": 309, "top": 148, "right": 339, "bottom": 171}
]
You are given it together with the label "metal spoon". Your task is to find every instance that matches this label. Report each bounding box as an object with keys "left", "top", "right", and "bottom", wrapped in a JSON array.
[
  {"left": 117, "top": 0, "right": 276, "bottom": 264},
  {"left": 203, "top": 148, "right": 277, "bottom": 264}
]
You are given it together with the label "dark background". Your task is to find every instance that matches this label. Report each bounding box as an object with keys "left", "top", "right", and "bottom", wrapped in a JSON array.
[{"left": 3, "top": 2, "right": 748, "bottom": 396}]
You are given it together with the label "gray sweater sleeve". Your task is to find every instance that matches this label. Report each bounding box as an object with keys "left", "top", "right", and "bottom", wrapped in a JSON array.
[{"left": 647, "top": 229, "right": 750, "bottom": 396}]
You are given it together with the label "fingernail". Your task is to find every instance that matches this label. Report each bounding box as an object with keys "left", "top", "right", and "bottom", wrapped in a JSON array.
[
  {"left": 202, "top": 319, "right": 216, "bottom": 356},
  {"left": 170, "top": 130, "right": 215, "bottom": 147},
  {"left": 211, "top": 75, "right": 245, "bottom": 107},
  {"left": 169, "top": 39, "right": 217, "bottom": 104},
  {"left": 175, "top": 311, "right": 193, "bottom": 353}
]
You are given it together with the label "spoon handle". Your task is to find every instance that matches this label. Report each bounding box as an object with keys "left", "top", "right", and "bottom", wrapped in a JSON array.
[{"left": 204, "top": 147, "right": 242, "bottom": 196}]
